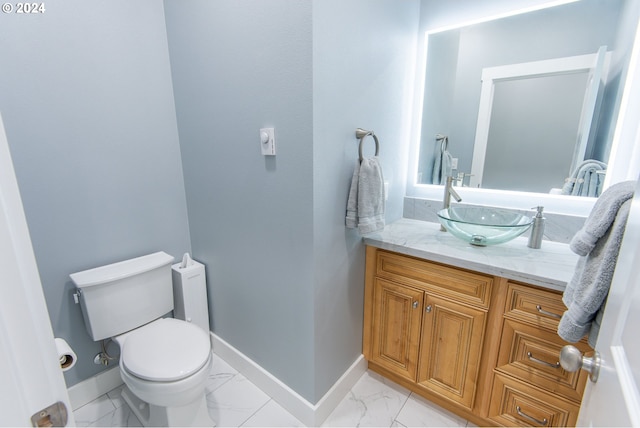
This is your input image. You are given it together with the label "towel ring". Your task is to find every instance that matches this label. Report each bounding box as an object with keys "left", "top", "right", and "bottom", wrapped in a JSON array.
[
  {"left": 355, "top": 128, "right": 379, "bottom": 162},
  {"left": 436, "top": 134, "right": 449, "bottom": 150}
]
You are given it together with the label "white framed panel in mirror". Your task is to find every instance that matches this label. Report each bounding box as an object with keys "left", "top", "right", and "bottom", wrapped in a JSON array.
[
  {"left": 470, "top": 49, "right": 608, "bottom": 194},
  {"left": 407, "top": 0, "right": 640, "bottom": 215}
]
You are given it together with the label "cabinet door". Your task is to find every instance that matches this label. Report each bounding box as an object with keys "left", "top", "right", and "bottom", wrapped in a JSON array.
[
  {"left": 370, "top": 278, "right": 423, "bottom": 381},
  {"left": 417, "top": 295, "right": 486, "bottom": 410}
]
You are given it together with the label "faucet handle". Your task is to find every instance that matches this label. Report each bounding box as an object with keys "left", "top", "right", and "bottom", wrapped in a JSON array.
[{"left": 455, "top": 173, "right": 473, "bottom": 187}]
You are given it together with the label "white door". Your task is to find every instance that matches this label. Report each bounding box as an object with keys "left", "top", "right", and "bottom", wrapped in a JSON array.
[
  {"left": 0, "top": 114, "right": 74, "bottom": 427},
  {"left": 574, "top": 13, "right": 640, "bottom": 425},
  {"left": 574, "top": 175, "right": 640, "bottom": 426}
]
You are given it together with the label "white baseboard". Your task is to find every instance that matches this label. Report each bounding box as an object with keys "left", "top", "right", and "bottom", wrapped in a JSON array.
[
  {"left": 67, "top": 366, "right": 123, "bottom": 410},
  {"left": 211, "top": 333, "right": 367, "bottom": 427},
  {"left": 66, "top": 334, "right": 367, "bottom": 426}
]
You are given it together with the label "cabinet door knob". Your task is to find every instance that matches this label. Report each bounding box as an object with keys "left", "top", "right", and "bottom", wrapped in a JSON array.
[
  {"left": 412, "top": 301, "right": 419, "bottom": 309},
  {"left": 425, "top": 305, "right": 432, "bottom": 313}
]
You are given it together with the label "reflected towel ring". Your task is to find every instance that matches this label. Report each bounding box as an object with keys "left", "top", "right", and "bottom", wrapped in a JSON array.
[
  {"left": 355, "top": 128, "right": 379, "bottom": 162},
  {"left": 436, "top": 133, "right": 449, "bottom": 150}
]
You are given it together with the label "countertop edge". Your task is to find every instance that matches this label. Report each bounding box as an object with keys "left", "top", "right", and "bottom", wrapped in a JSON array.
[{"left": 362, "top": 219, "right": 578, "bottom": 292}]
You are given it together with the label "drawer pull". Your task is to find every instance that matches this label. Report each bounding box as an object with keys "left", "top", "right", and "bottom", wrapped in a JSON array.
[
  {"left": 536, "top": 305, "right": 562, "bottom": 319},
  {"left": 516, "top": 405, "right": 548, "bottom": 426},
  {"left": 527, "top": 352, "right": 560, "bottom": 369}
]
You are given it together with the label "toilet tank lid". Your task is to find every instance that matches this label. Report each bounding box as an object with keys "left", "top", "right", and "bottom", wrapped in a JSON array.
[{"left": 70, "top": 252, "right": 174, "bottom": 289}]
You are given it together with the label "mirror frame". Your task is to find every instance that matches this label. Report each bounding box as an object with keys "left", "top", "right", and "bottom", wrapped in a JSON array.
[{"left": 406, "top": 0, "right": 640, "bottom": 216}]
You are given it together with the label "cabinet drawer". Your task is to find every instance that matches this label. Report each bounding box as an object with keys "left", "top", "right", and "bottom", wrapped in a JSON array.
[
  {"left": 504, "top": 282, "right": 565, "bottom": 331},
  {"left": 489, "top": 373, "right": 579, "bottom": 427},
  {"left": 376, "top": 250, "right": 493, "bottom": 309},
  {"left": 497, "top": 319, "right": 590, "bottom": 402}
]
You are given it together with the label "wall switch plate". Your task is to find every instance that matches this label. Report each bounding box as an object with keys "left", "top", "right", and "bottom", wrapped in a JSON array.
[{"left": 260, "top": 128, "right": 276, "bottom": 156}]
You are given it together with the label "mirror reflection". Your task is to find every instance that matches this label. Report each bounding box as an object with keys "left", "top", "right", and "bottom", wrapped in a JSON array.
[{"left": 417, "top": 0, "right": 631, "bottom": 197}]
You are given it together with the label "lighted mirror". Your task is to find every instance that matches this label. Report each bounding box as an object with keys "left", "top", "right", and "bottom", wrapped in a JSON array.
[{"left": 415, "top": 0, "right": 633, "bottom": 198}]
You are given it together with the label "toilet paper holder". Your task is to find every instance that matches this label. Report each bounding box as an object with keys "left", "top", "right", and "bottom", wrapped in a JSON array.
[{"left": 54, "top": 338, "right": 77, "bottom": 372}]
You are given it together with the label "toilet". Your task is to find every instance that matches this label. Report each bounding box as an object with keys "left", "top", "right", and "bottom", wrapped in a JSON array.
[{"left": 70, "top": 251, "right": 215, "bottom": 427}]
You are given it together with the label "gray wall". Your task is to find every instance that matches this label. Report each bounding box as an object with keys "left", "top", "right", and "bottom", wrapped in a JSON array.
[
  {"left": 594, "top": 0, "right": 640, "bottom": 162},
  {"left": 418, "top": 0, "right": 622, "bottom": 184},
  {"left": 164, "top": 0, "right": 316, "bottom": 401},
  {"left": 1, "top": 0, "right": 418, "bottom": 403},
  {"left": 312, "top": 0, "right": 419, "bottom": 401},
  {"left": 164, "top": 0, "right": 418, "bottom": 403},
  {"left": 0, "top": 1, "right": 191, "bottom": 386}
]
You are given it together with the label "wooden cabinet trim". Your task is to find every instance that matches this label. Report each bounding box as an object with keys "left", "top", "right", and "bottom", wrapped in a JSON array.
[{"left": 375, "top": 250, "right": 493, "bottom": 309}]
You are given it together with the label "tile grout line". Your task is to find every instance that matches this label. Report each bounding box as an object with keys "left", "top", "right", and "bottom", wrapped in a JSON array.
[
  {"left": 237, "top": 398, "right": 273, "bottom": 427},
  {"left": 390, "top": 390, "right": 412, "bottom": 427}
]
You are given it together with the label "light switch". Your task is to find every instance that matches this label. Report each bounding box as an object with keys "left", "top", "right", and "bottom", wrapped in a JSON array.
[{"left": 260, "top": 128, "right": 276, "bottom": 156}]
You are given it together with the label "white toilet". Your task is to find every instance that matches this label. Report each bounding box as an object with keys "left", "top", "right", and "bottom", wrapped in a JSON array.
[{"left": 71, "top": 251, "right": 215, "bottom": 427}]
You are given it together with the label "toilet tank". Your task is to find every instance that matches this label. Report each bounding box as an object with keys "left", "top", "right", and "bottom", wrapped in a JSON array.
[{"left": 70, "top": 252, "right": 174, "bottom": 341}]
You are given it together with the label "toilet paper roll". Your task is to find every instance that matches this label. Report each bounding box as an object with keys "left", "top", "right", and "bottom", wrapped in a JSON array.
[{"left": 55, "top": 338, "right": 77, "bottom": 372}]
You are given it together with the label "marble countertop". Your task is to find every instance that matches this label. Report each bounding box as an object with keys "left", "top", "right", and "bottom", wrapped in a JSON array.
[{"left": 363, "top": 218, "right": 579, "bottom": 291}]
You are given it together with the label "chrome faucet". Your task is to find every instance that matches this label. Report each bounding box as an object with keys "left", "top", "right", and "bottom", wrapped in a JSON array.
[{"left": 441, "top": 176, "right": 462, "bottom": 231}]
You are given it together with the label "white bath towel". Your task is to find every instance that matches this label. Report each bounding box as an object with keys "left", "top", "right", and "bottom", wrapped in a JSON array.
[
  {"left": 346, "top": 157, "right": 385, "bottom": 234},
  {"left": 558, "top": 180, "right": 635, "bottom": 347}
]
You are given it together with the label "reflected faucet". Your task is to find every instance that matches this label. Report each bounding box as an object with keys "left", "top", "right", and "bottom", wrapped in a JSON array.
[{"left": 441, "top": 176, "right": 462, "bottom": 231}]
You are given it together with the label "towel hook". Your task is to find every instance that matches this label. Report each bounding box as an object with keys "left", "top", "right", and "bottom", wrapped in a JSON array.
[{"left": 355, "top": 128, "right": 379, "bottom": 162}]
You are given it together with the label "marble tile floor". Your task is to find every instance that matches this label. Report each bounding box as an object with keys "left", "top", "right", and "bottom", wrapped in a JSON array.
[{"left": 73, "top": 352, "right": 473, "bottom": 427}]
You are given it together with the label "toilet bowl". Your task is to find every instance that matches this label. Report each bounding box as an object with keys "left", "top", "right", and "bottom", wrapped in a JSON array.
[
  {"left": 116, "top": 318, "right": 211, "bottom": 405},
  {"left": 115, "top": 318, "right": 213, "bottom": 426},
  {"left": 70, "top": 252, "right": 215, "bottom": 427}
]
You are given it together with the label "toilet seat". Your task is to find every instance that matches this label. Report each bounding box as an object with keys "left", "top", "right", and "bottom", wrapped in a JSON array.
[{"left": 120, "top": 318, "right": 210, "bottom": 382}]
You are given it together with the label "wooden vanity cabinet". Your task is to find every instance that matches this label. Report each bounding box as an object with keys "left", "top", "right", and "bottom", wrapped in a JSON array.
[
  {"left": 363, "top": 247, "right": 591, "bottom": 427},
  {"left": 363, "top": 247, "right": 495, "bottom": 419}
]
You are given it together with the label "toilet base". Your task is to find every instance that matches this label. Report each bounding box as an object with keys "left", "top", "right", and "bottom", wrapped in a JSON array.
[{"left": 121, "top": 385, "right": 215, "bottom": 427}]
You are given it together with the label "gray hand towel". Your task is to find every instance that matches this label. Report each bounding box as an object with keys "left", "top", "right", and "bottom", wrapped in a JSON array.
[
  {"left": 561, "top": 159, "right": 607, "bottom": 197},
  {"left": 570, "top": 181, "right": 635, "bottom": 256},
  {"left": 345, "top": 161, "right": 360, "bottom": 229},
  {"left": 345, "top": 157, "right": 385, "bottom": 234},
  {"left": 558, "top": 180, "right": 635, "bottom": 347},
  {"left": 432, "top": 137, "right": 453, "bottom": 185}
]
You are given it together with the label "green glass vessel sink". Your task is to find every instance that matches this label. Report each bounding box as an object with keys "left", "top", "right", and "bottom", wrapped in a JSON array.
[{"left": 437, "top": 206, "right": 533, "bottom": 246}]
